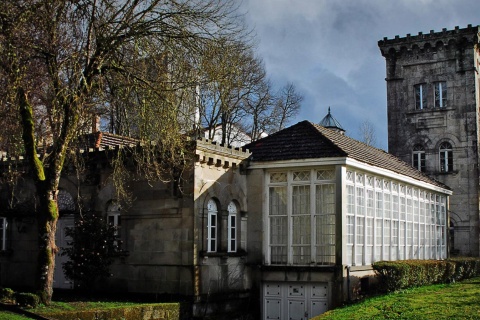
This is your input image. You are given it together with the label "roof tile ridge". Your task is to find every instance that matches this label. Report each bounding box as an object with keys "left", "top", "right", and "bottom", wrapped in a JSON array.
[{"left": 306, "top": 121, "right": 348, "bottom": 156}]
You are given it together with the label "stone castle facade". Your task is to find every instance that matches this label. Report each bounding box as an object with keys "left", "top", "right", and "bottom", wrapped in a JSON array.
[{"left": 378, "top": 24, "right": 480, "bottom": 256}]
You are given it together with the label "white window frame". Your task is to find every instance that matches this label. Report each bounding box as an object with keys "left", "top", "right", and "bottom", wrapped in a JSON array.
[
  {"left": 0, "top": 217, "right": 7, "bottom": 251},
  {"left": 227, "top": 202, "right": 237, "bottom": 253},
  {"left": 415, "top": 84, "right": 427, "bottom": 110},
  {"left": 267, "top": 169, "right": 336, "bottom": 266},
  {"left": 439, "top": 142, "right": 453, "bottom": 172},
  {"left": 434, "top": 81, "right": 447, "bottom": 108},
  {"left": 207, "top": 199, "right": 218, "bottom": 253},
  {"left": 345, "top": 169, "right": 448, "bottom": 266},
  {"left": 412, "top": 145, "right": 426, "bottom": 172}
]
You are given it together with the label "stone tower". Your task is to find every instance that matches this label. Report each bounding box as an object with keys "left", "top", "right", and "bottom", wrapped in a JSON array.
[{"left": 378, "top": 25, "right": 480, "bottom": 256}]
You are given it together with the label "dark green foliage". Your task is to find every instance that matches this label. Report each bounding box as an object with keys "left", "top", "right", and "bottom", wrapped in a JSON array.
[
  {"left": 373, "top": 258, "right": 480, "bottom": 292},
  {"left": 15, "top": 292, "right": 40, "bottom": 308},
  {"left": 61, "top": 211, "right": 119, "bottom": 291},
  {"left": 36, "top": 303, "right": 180, "bottom": 320},
  {"left": 448, "top": 257, "right": 480, "bottom": 281},
  {"left": 0, "top": 287, "right": 15, "bottom": 302}
]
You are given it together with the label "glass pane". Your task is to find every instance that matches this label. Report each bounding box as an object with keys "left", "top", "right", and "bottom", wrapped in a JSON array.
[
  {"left": 270, "top": 216, "right": 287, "bottom": 245},
  {"left": 270, "top": 172, "right": 287, "bottom": 183},
  {"left": 210, "top": 226, "right": 216, "bottom": 238},
  {"left": 292, "top": 186, "right": 310, "bottom": 215},
  {"left": 269, "top": 187, "right": 287, "bottom": 216},
  {"left": 317, "top": 169, "right": 335, "bottom": 180},
  {"left": 292, "top": 216, "right": 311, "bottom": 245},
  {"left": 293, "top": 171, "right": 310, "bottom": 181}
]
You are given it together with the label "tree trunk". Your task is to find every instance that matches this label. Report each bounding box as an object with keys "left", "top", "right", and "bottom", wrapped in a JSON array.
[
  {"left": 36, "top": 190, "right": 58, "bottom": 304},
  {"left": 36, "top": 189, "right": 59, "bottom": 305},
  {"left": 19, "top": 88, "right": 59, "bottom": 304}
]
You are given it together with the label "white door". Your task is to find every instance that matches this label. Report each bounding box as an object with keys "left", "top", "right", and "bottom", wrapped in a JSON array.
[
  {"left": 53, "top": 215, "right": 74, "bottom": 289},
  {"left": 263, "top": 282, "right": 329, "bottom": 320}
]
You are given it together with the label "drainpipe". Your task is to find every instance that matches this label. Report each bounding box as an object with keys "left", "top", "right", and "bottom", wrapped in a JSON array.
[{"left": 346, "top": 265, "right": 351, "bottom": 302}]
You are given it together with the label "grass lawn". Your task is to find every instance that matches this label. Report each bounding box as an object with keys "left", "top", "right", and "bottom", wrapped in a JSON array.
[
  {"left": 0, "top": 311, "right": 34, "bottom": 320},
  {"left": 0, "top": 300, "right": 177, "bottom": 319},
  {"left": 315, "top": 277, "right": 480, "bottom": 320}
]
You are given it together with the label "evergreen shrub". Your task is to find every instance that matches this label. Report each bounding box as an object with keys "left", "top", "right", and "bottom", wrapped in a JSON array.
[
  {"left": 0, "top": 287, "right": 15, "bottom": 302},
  {"left": 372, "top": 258, "right": 480, "bottom": 292},
  {"left": 15, "top": 292, "right": 40, "bottom": 308}
]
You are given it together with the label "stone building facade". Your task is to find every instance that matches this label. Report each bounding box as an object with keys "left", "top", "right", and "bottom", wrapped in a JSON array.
[
  {"left": 0, "top": 138, "right": 253, "bottom": 319},
  {"left": 0, "top": 122, "right": 453, "bottom": 319},
  {"left": 378, "top": 25, "right": 480, "bottom": 256}
]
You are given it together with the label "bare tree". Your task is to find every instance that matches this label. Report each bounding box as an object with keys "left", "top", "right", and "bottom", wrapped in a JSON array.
[
  {"left": 358, "top": 120, "right": 378, "bottom": 147},
  {"left": 243, "top": 79, "right": 273, "bottom": 141},
  {"left": 268, "top": 83, "right": 303, "bottom": 133},
  {"left": 0, "top": 0, "right": 246, "bottom": 303},
  {"left": 197, "top": 38, "right": 265, "bottom": 146}
]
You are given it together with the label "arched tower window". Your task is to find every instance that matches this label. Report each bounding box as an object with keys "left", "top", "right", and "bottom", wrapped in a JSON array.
[
  {"left": 207, "top": 199, "right": 218, "bottom": 253},
  {"left": 439, "top": 142, "right": 453, "bottom": 172},
  {"left": 412, "top": 145, "right": 426, "bottom": 172},
  {"left": 227, "top": 201, "right": 237, "bottom": 253}
]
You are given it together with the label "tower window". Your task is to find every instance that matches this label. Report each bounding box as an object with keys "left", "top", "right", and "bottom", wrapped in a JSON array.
[
  {"left": 415, "top": 84, "right": 428, "bottom": 110},
  {"left": 412, "top": 145, "right": 426, "bottom": 172},
  {"left": 439, "top": 142, "right": 453, "bottom": 172},
  {"left": 207, "top": 199, "right": 218, "bottom": 253},
  {"left": 434, "top": 82, "right": 447, "bottom": 108}
]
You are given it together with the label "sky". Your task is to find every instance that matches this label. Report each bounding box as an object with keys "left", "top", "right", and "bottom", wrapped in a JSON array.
[{"left": 241, "top": 0, "right": 480, "bottom": 150}]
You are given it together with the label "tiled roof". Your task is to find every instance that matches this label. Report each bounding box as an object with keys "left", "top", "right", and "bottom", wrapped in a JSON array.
[
  {"left": 78, "top": 132, "right": 140, "bottom": 149},
  {"left": 247, "top": 121, "right": 449, "bottom": 190}
]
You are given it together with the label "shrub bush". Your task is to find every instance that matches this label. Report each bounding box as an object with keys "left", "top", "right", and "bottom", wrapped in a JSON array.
[
  {"left": 15, "top": 292, "right": 40, "bottom": 308},
  {"left": 449, "top": 257, "right": 480, "bottom": 281},
  {"left": 0, "top": 287, "right": 15, "bottom": 303},
  {"left": 373, "top": 258, "right": 480, "bottom": 292}
]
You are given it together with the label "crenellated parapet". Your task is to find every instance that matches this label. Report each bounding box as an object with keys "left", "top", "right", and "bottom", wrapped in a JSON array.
[
  {"left": 195, "top": 137, "right": 250, "bottom": 170},
  {"left": 379, "top": 24, "right": 479, "bottom": 55},
  {"left": 378, "top": 25, "right": 479, "bottom": 79}
]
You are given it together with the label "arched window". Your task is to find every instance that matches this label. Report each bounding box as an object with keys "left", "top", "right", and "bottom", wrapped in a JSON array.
[
  {"left": 207, "top": 199, "right": 218, "bottom": 253},
  {"left": 227, "top": 202, "right": 237, "bottom": 253},
  {"left": 439, "top": 142, "right": 453, "bottom": 172},
  {"left": 412, "top": 145, "right": 426, "bottom": 172},
  {"left": 58, "top": 190, "right": 75, "bottom": 212},
  {"left": 107, "top": 201, "right": 121, "bottom": 248}
]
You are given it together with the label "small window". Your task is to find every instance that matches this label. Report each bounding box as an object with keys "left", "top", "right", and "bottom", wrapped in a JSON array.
[
  {"left": 415, "top": 84, "right": 428, "bottom": 110},
  {"left": 434, "top": 82, "right": 447, "bottom": 108},
  {"left": 107, "top": 202, "right": 121, "bottom": 249},
  {"left": 227, "top": 202, "right": 237, "bottom": 253},
  {"left": 0, "top": 217, "right": 7, "bottom": 251},
  {"left": 412, "top": 145, "right": 426, "bottom": 172},
  {"left": 207, "top": 199, "right": 217, "bottom": 253},
  {"left": 439, "top": 142, "right": 453, "bottom": 172}
]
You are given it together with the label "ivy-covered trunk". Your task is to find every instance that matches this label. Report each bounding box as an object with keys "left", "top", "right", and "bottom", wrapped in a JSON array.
[
  {"left": 35, "top": 188, "right": 59, "bottom": 305},
  {"left": 19, "top": 88, "right": 63, "bottom": 304}
]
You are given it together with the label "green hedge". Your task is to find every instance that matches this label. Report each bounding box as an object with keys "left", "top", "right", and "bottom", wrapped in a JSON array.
[
  {"left": 15, "top": 292, "right": 40, "bottom": 308},
  {"left": 373, "top": 258, "right": 480, "bottom": 292}
]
